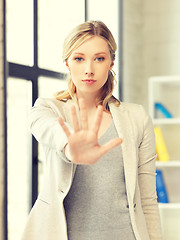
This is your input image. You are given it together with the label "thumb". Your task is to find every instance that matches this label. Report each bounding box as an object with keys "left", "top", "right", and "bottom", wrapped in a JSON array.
[{"left": 99, "top": 138, "right": 123, "bottom": 157}]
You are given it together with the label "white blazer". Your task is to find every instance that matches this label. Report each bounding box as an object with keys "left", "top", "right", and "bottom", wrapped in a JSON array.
[{"left": 21, "top": 97, "right": 162, "bottom": 240}]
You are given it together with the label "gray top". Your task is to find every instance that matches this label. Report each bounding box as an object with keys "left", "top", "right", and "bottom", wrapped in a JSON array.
[{"left": 64, "top": 121, "right": 135, "bottom": 240}]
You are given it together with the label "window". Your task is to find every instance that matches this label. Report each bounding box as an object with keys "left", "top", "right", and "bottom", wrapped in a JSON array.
[
  {"left": 7, "top": 78, "right": 32, "bottom": 240},
  {"left": 38, "top": 0, "right": 85, "bottom": 72},
  {"left": 6, "top": 0, "right": 33, "bottom": 66}
]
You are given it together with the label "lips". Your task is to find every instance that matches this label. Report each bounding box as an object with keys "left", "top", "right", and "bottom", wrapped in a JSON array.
[{"left": 82, "top": 79, "right": 96, "bottom": 85}]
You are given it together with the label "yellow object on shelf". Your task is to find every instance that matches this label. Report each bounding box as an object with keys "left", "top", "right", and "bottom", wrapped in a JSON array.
[{"left": 154, "top": 127, "right": 170, "bottom": 161}]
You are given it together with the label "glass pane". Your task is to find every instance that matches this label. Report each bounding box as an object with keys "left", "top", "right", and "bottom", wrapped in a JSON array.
[
  {"left": 38, "top": 76, "right": 68, "bottom": 98},
  {"left": 38, "top": 0, "right": 85, "bottom": 72},
  {"left": 6, "top": 0, "right": 33, "bottom": 65},
  {"left": 7, "top": 78, "right": 32, "bottom": 240},
  {"left": 38, "top": 77, "right": 68, "bottom": 192}
]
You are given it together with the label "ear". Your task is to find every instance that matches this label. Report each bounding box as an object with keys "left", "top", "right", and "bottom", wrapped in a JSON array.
[
  {"left": 110, "top": 61, "right": 114, "bottom": 70},
  {"left": 65, "top": 60, "right": 70, "bottom": 71}
]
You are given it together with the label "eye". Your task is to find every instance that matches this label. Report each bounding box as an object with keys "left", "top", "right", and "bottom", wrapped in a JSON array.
[
  {"left": 96, "top": 57, "right": 105, "bottom": 62},
  {"left": 75, "top": 57, "right": 83, "bottom": 62}
]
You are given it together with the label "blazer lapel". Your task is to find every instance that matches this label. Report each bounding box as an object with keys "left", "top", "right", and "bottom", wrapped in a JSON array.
[{"left": 109, "top": 102, "right": 137, "bottom": 204}]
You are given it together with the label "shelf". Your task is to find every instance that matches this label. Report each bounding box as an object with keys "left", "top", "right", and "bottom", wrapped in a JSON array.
[
  {"left": 149, "top": 76, "right": 180, "bottom": 238},
  {"left": 153, "top": 118, "right": 180, "bottom": 125},
  {"left": 158, "top": 203, "right": 180, "bottom": 209},
  {"left": 149, "top": 76, "right": 180, "bottom": 84},
  {"left": 156, "top": 161, "right": 180, "bottom": 167}
]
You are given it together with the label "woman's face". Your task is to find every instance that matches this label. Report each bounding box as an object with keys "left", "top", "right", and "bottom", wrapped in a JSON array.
[{"left": 66, "top": 36, "right": 114, "bottom": 97}]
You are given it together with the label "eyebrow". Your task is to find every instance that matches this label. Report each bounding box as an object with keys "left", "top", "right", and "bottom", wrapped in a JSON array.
[{"left": 73, "top": 52, "right": 107, "bottom": 56}]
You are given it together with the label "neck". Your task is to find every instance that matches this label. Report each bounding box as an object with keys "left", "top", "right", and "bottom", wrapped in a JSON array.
[{"left": 76, "top": 90, "right": 100, "bottom": 111}]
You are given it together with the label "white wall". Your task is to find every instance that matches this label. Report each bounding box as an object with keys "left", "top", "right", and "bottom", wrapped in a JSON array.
[
  {"left": 123, "top": 0, "right": 180, "bottom": 109},
  {"left": 123, "top": 0, "right": 143, "bottom": 105},
  {"left": 143, "top": 0, "right": 180, "bottom": 101}
]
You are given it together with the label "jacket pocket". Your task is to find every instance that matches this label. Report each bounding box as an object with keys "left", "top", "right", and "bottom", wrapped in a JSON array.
[{"left": 37, "top": 198, "right": 50, "bottom": 205}]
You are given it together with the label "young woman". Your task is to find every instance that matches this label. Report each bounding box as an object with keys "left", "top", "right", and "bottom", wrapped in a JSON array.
[{"left": 21, "top": 21, "right": 162, "bottom": 240}]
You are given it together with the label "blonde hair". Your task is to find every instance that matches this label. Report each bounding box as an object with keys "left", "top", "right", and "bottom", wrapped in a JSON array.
[{"left": 55, "top": 20, "right": 120, "bottom": 110}]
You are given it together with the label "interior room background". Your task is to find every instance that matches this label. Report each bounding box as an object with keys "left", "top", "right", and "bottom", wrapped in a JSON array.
[{"left": 1, "top": 0, "right": 180, "bottom": 239}]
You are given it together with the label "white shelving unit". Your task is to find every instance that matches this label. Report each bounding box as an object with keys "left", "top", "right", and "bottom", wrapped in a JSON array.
[
  {"left": 159, "top": 203, "right": 180, "bottom": 210},
  {"left": 156, "top": 161, "right": 180, "bottom": 168},
  {"left": 148, "top": 76, "right": 180, "bottom": 240},
  {"left": 153, "top": 118, "right": 180, "bottom": 125}
]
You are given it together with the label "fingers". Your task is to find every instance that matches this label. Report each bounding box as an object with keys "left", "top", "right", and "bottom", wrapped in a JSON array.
[
  {"left": 79, "top": 99, "right": 88, "bottom": 130},
  {"left": 71, "top": 104, "right": 80, "bottom": 132},
  {"left": 59, "top": 99, "right": 88, "bottom": 137},
  {"left": 91, "top": 105, "right": 103, "bottom": 135},
  {"left": 58, "top": 117, "right": 71, "bottom": 137}
]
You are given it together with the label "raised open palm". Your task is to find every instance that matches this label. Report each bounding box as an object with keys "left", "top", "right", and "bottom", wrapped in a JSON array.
[{"left": 58, "top": 99, "right": 122, "bottom": 165}]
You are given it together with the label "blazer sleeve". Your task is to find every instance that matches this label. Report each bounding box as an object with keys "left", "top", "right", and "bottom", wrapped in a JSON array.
[
  {"left": 29, "top": 98, "right": 72, "bottom": 160},
  {"left": 138, "top": 107, "right": 162, "bottom": 239}
]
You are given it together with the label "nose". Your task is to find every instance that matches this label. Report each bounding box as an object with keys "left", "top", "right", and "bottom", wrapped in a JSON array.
[{"left": 84, "top": 61, "right": 94, "bottom": 77}]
